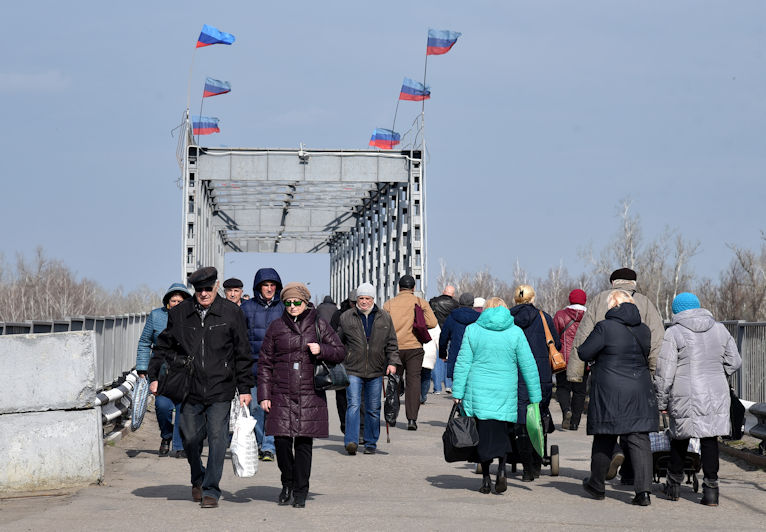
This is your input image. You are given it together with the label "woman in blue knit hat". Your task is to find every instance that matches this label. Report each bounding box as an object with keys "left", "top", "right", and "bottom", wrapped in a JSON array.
[{"left": 654, "top": 292, "right": 742, "bottom": 506}]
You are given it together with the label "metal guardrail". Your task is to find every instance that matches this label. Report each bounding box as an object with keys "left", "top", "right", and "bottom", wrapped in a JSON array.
[
  {"left": 0, "top": 314, "right": 148, "bottom": 390},
  {"left": 722, "top": 321, "right": 766, "bottom": 403}
]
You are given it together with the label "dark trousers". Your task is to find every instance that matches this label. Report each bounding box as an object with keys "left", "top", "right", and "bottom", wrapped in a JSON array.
[
  {"left": 275, "top": 436, "right": 313, "bottom": 497},
  {"left": 179, "top": 401, "right": 230, "bottom": 500},
  {"left": 589, "top": 433, "right": 651, "bottom": 494},
  {"left": 555, "top": 372, "right": 587, "bottom": 427},
  {"left": 397, "top": 348, "right": 425, "bottom": 421},
  {"left": 670, "top": 436, "right": 719, "bottom": 482}
]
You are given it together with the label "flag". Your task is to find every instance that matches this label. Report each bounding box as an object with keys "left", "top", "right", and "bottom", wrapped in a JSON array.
[
  {"left": 369, "top": 128, "right": 400, "bottom": 150},
  {"left": 399, "top": 78, "right": 430, "bottom": 101},
  {"left": 196, "top": 24, "right": 236, "bottom": 48},
  {"left": 192, "top": 115, "right": 220, "bottom": 135},
  {"left": 203, "top": 78, "right": 231, "bottom": 98},
  {"left": 426, "top": 28, "right": 461, "bottom": 55}
]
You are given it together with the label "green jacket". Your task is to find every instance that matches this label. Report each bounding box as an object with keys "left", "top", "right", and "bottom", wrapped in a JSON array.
[{"left": 452, "top": 306, "right": 541, "bottom": 422}]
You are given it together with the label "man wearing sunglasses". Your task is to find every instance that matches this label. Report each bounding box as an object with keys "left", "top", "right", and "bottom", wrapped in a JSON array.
[{"left": 149, "top": 266, "right": 254, "bottom": 509}]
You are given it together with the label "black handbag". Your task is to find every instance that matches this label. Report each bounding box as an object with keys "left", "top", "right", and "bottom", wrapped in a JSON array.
[
  {"left": 312, "top": 318, "right": 349, "bottom": 392},
  {"left": 158, "top": 354, "right": 194, "bottom": 403},
  {"left": 442, "top": 402, "right": 480, "bottom": 463}
]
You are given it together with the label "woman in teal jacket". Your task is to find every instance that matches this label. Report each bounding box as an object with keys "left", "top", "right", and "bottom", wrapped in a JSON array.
[{"left": 452, "top": 297, "right": 542, "bottom": 495}]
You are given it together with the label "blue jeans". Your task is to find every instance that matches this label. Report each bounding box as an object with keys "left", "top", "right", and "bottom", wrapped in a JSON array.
[
  {"left": 431, "top": 358, "right": 446, "bottom": 392},
  {"left": 345, "top": 376, "right": 383, "bottom": 449},
  {"left": 420, "top": 368, "right": 432, "bottom": 403},
  {"left": 179, "top": 401, "right": 230, "bottom": 500},
  {"left": 250, "top": 370, "right": 275, "bottom": 453},
  {"left": 155, "top": 394, "right": 183, "bottom": 451}
]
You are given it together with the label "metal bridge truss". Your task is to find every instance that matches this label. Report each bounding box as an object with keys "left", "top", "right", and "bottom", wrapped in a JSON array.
[{"left": 182, "top": 146, "right": 426, "bottom": 302}]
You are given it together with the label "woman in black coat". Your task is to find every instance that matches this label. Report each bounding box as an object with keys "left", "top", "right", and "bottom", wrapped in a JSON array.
[
  {"left": 578, "top": 290, "right": 659, "bottom": 506},
  {"left": 509, "top": 284, "right": 559, "bottom": 482},
  {"left": 258, "top": 282, "right": 345, "bottom": 509}
]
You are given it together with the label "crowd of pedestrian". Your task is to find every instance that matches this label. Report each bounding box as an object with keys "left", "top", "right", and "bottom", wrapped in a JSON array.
[{"left": 137, "top": 264, "right": 741, "bottom": 509}]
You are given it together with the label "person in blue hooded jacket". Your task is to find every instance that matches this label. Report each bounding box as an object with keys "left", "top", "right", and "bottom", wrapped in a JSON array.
[
  {"left": 241, "top": 268, "right": 283, "bottom": 460},
  {"left": 452, "top": 297, "right": 541, "bottom": 495},
  {"left": 439, "top": 292, "right": 480, "bottom": 386},
  {"left": 136, "top": 282, "right": 192, "bottom": 457}
]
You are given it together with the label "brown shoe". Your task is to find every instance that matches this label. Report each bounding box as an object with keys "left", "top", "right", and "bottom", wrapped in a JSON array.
[
  {"left": 201, "top": 496, "right": 218, "bottom": 508},
  {"left": 191, "top": 484, "right": 202, "bottom": 502}
]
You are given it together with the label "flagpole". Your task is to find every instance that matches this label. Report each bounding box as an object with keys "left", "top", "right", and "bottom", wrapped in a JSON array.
[
  {"left": 391, "top": 97, "right": 401, "bottom": 139},
  {"left": 197, "top": 87, "right": 205, "bottom": 145},
  {"left": 420, "top": 44, "right": 429, "bottom": 297},
  {"left": 187, "top": 47, "right": 197, "bottom": 117}
]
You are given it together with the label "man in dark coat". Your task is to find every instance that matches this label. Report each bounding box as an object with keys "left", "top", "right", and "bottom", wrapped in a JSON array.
[
  {"left": 241, "top": 267, "right": 283, "bottom": 460},
  {"left": 439, "top": 292, "right": 480, "bottom": 383},
  {"left": 337, "top": 282, "right": 399, "bottom": 455},
  {"left": 429, "top": 285, "right": 459, "bottom": 326},
  {"left": 149, "top": 267, "right": 254, "bottom": 509},
  {"left": 316, "top": 295, "right": 338, "bottom": 325}
]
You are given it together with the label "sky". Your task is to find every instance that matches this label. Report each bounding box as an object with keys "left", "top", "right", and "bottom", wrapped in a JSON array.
[{"left": 3, "top": 1, "right": 765, "bottom": 301}]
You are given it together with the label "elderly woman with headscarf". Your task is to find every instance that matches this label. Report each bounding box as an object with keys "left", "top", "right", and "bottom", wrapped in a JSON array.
[
  {"left": 258, "top": 282, "right": 345, "bottom": 508},
  {"left": 578, "top": 290, "right": 658, "bottom": 506},
  {"left": 654, "top": 292, "right": 741, "bottom": 506}
]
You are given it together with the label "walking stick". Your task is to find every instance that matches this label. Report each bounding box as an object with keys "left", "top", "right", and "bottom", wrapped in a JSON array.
[{"left": 384, "top": 375, "right": 391, "bottom": 443}]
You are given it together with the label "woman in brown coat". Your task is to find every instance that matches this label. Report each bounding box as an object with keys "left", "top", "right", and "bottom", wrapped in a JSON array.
[{"left": 258, "top": 282, "right": 345, "bottom": 508}]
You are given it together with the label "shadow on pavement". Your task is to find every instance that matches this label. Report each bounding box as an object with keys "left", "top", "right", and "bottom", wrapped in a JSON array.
[
  {"left": 223, "top": 485, "right": 284, "bottom": 504},
  {"left": 426, "top": 474, "right": 480, "bottom": 491},
  {"left": 132, "top": 484, "right": 195, "bottom": 501},
  {"left": 125, "top": 449, "right": 161, "bottom": 458}
]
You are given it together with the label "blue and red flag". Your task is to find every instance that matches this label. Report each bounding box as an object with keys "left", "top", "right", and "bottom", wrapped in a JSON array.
[
  {"left": 203, "top": 78, "right": 231, "bottom": 98},
  {"left": 426, "top": 28, "right": 461, "bottom": 55},
  {"left": 192, "top": 115, "right": 220, "bottom": 135},
  {"left": 369, "top": 128, "right": 400, "bottom": 150},
  {"left": 196, "top": 24, "right": 236, "bottom": 48},
  {"left": 399, "top": 78, "right": 430, "bottom": 101}
]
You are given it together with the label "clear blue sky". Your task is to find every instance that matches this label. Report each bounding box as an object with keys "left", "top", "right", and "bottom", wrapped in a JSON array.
[{"left": 3, "top": 1, "right": 765, "bottom": 300}]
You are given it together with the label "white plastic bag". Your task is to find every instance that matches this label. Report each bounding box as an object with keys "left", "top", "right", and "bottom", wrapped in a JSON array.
[
  {"left": 131, "top": 376, "right": 150, "bottom": 431},
  {"left": 230, "top": 404, "right": 258, "bottom": 477},
  {"left": 229, "top": 394, "right": 240, "bottom": 433}
]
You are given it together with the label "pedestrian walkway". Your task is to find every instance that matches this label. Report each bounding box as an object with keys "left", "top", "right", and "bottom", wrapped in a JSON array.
[{"left": 2, "top": 393, "right": 765, "bottom": 531}]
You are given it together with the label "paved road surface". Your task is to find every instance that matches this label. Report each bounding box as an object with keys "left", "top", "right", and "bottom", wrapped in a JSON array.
[{"left": 2, "top": 393, "right": 764, "bottom": 531}]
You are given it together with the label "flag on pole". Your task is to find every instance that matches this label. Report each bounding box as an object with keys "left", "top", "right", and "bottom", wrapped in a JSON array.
[
  {"left": 203, "top": 78, "right": 231, "bottom": 97},
  {"left": 399, "top": 78, "right": 431, "bottom": 101},
  {"left": 369, "top": 128, "right": 400, "bottom": 149},
  {"left": 426, "top": 29, "right": 461, "bottom": 55},
  {"left": 192, "top": 115, "right": 220, "bottom": 135},
  {"left": 196, "top": 24, "right": 236, "bottom": 48}
]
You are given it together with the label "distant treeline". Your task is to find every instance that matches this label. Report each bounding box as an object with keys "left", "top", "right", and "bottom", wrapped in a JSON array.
[
  {"left": 0, "top": 247, "right": 162, "bottom": 322},
  {"left": 437, "top": 199, "right": 766, "bottom": 322}
]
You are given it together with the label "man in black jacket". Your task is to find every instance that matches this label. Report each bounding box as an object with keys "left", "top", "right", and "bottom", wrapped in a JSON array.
[
  {"left": 149, "top": 267, "right": 254, "bottom": 509},
  {"left": 337, "top": 282, "right": 399, "bottom": 455}
]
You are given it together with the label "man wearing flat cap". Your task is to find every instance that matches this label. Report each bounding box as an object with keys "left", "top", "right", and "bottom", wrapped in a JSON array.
[
  {"left": 149, "top": 266, "right": 254, "bottom": 509},
  {"left": 223, "top": 277, "right": 244, "bottom": 306},
  {"left": 383, "top": 275, "right": 437, "bottom": 431},
  {"left": 567, "top": 267, "right": 664, "bottom": 485}
]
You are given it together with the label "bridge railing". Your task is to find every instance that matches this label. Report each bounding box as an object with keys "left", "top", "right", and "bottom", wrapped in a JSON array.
[
  {"left": 722, "top": 321, "right": 766, "bottom": 404},
  {"left": 0, "top": 314, "right": 148, "bottom": 390}
]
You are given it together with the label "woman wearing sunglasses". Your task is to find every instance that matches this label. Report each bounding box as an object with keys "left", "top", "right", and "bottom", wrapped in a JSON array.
[{"left": 257, "top": 282, "right": 345, "bottom": 508}]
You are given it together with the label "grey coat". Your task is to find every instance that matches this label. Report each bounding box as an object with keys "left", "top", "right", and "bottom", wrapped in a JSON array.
[{"left": 654, "top": 308, "right": 742, "bottom": 439}]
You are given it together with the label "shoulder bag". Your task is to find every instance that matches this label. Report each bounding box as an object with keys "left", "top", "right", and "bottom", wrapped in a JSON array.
[
  {"left": 312, "top": 317, "right": 350, "bottom": 391},
  {"left": 540, "top": 310, "right": 566, "bottom": 373},
  {"left": 157, "top": 353, "right": 194, "bottom": 403},
  {"left": 413, "top": 303, "right": 432, "bottom": 344}
]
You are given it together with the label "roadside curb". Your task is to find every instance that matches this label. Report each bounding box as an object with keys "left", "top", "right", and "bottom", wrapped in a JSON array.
[{"left": 719, "top": 442, "right": 766, "bottom": 469}]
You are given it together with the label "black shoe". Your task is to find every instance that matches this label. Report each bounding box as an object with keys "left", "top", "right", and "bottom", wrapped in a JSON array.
[
  {"left": 261, "top": 450, "right": 274, "bottom": 462},
  {"left": 363, "top": 447, "right": 376, "bottom": 455},
  {"left": 292, "top": 495, "right": 306, "bottom": 508},
  {"left": 582, "top": 478, "right": 605, "bottom": 500},
  {"left": 408, "top": 420, "right": 417, "bottom": 431},
  {"left": 495, "top": 468, "right": 507, "bottom": 494},
  {"left": 174, "top": 450, "right": 186, "bottom": 459},
  {"left": 700, "top": 484, "right": 719, "bottom": 506},
  {"left": 632, "top": 492, "right": 651, "bottom": 506},
  {"left": 605, "top": 452, "right": 624, "bottom": 480},
  {"left": 569, "top": 423, "right": 579, "bottom": 431},
  {"left": 278, "top": 486, "right": 292, "bottom": 505},
  {"left": 478, "top": 477, "right": 492, "bottom": 494},
  {"left": 521, "top": 469, "right": 535, "bottom": 482},
  {"left": 159, "top": 438, "right": 171, "bottom": 457},
  {"left": 345, "top": 442, "right": 358, "bottom": 455}
]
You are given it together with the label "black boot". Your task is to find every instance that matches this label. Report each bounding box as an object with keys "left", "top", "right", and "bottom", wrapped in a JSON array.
[
  {"left": 278, "top": 485, "right": 293, "bottom": 505},
  {"left": 664, "top": 472, "right": 682, "bottom": 501},
  {"left": 632, "top": 491, "right": 651, "bottom": 506},
  {"left": 479, "top": 476, "right": 492, "bottom": 494},
  {"left": 495, "top": 461, "right": 507, "bottom": 494},
  {"left": 700, "top": 480, "right": 719, "bottom": 506}
]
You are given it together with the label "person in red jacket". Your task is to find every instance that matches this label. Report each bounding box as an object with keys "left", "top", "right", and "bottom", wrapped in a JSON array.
[{"left": 553, "top": 289, "right": 587, "bottom": 430}]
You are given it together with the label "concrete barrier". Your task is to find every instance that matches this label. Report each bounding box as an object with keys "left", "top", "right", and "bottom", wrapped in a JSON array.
[{"left": 0, "top": 332, "right": 103, "bottom": 493}]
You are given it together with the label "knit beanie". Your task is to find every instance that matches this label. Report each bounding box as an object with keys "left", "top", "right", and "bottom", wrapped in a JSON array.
[
  {"left": 569, "top": 289, "right": 587, "bottom": 305},
  {"left": 672, "top": 292, "right": 700, "bottom": 314},
  {"left": 458, "top": 292, "right": 475, "bottom": 307},
  {"left": 356, "top": 282, "right": 376, "bottom": 299},
  {"left": 473, "top": 297, "right": 486, "bottom": 308},
  {"left": 281, "top": 282, "right": 311, "bottom": 303}
]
